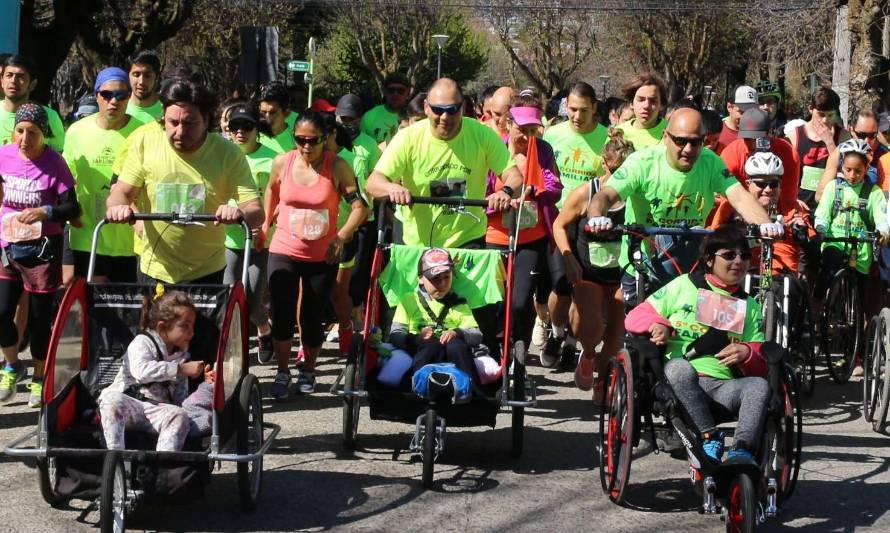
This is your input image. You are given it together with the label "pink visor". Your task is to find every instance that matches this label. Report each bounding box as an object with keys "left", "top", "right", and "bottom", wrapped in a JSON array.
[{"left": 510, "top": 106, "right": 542, "bottom": 126}]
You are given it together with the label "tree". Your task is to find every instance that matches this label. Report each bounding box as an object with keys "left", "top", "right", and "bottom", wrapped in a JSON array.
[
  {"left": 484, "top": 3, "right": 599, "bottom": 97},
  {"left": 314, "top": 1, "right": 487, "bottom": 98},
  {"left": 845, "top": 0, "right": 890, "bottom": 115}
]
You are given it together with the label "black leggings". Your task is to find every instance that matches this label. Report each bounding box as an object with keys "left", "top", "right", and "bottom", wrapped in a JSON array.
[
  {"left": 0, "top": 280, "right": 55, "bottom": 361},
  {"left": 267, "top": 253, "right": 337, "bottom": 347},
  {"left": 481, "top": 238, "right": 548, "bottom": 345}
]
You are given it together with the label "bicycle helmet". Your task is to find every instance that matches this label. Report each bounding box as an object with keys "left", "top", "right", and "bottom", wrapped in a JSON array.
[
  {"left": 838, "top": 138, "right": 872, "bottom": 158},
  {"left": 755, "top": 79, "right": 781, "bottom": 100},
  {"left": 744, "top": 151, "right": 784, "bottom": 177}
]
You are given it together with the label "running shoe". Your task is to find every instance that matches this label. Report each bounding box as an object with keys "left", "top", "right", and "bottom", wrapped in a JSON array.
[
  {"left": 296, "top": 371, "right": 316, "bottom": 394},
  {"left": 702, "top": 432, "right": 725, "bottom": 463},
  {"left": 532, "top": 317, "right": 549, "bottom": 348},
  {"left": 270, "top": 371, "right": 292, "bottom": 401},
  {"left": 257, "top": 333, "right": 274, "bottom": 365},
  {"left": 726, "top": 447, "right": 754, "bottom": 462},
  {"left": 0, "top": 361, "right": 26, "bottom": 404},
  {"left": 574, "top": 351, "right": 595, "bottom": 391},
  {"left": 28, "top": 380, "right": 42, "bottom": 408},
  {"left": 326, "top": 325, "right": 340, "bottom": 343},
  {"left": 540, "top": 334, "right": 562, "bottom": 368},
  {"left": 558, "top": 340, "right": 578, "bottom": 372}
]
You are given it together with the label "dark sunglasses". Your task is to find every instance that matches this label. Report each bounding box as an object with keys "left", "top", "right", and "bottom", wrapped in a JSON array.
[
  {"left": 228, "top": 121, "right": 256, "bottom": 132},
  {"left": 750, "top": 178, "right": 780, "bottom": 189},
  {"left": 666, "top": 131, "right": 705, "bottom": 147},
  {"left": 855, "top": 130, "right": 878, "bottom": 140},
  {"left": 295, "top": 135, "right": 324, "bottom": 146},
  {"left": 714, "top": 249, "right": 752, "bottom": 262},
  {"left": 98, "top": 89, "right": 131, "bottom": 101},
  {"left": 428, "top": 103, "right": 463, "bottom": 116},
  {"left": 386, "top": 85, "right": 409, "bottom": 95}
]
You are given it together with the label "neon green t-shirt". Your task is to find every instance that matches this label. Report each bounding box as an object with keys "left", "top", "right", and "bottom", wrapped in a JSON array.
[
  {"left": 225, "top": 143, "right": 276, "bottom": 249},
  {"left": 64, "top": 114, "right": 144, "bottom": 256},
  {"left": 125, "top": 99, "right": 163, "bottom": 124},
  {"left": 353, "top": 130, "right": 382, "bottom": 178},
  {"left": 542, "top": 121, "right": 607, "bottom": 207},
  {"left": 647, "top": 274, "right": 765, "bottom": 380},
  {"left": 361, "top": 104, "right": 400, "bottom": 144},
  {"left": 814, "top": 179, "right": 888, "bottom": 273},
  {"left": 609, "top": 144, "right": 741, "bottom": 268},
  {"left": 284, "top": 110, "right": 298, "bottom": 132},
  {"left": 0, "top": 102, "right": 66, "bottom": 153},
  {"left": 259, "top": 127, "right": 296, "bottom": 154},
  {"left": 374, "top": 118, "right": 515, "bottom": 247},
  {"left": 616, "top": 118, "right": 668, "bottom": 150},
  {"left": 118, "top": 129, "right": 259, "bottom": 283},
  {"left": 393, "top": 289, "right": 478, "bottom": 335}
]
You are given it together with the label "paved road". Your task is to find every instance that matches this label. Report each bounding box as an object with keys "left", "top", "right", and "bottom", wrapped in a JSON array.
[{"left": 2, "top": 344, "right": 889, "bottom": 532}]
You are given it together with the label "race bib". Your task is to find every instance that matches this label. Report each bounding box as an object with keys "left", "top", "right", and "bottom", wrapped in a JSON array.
[
  {"left": 288, "top": 208, "right": 329, "bottom": 241},
  {"left": 800, "top": 166, "right": 824, "bottom": 192},
  {"left": 1, "top": 214, "right": 41, "bottom": 243},
  {"left": 695, "top": 289, "right": 747, "bottom": 335},
  {"left": 588, "top": 241, "right": 621, "bottom": 269},
  {"left": 154, "top": 183, "right": 206, "bottom": 215},
  {"left": 505, "top": 200, "right": 539, "bottom": 231}
]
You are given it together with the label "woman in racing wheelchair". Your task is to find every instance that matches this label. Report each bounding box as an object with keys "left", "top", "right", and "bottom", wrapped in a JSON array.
[{"left": 625, "top": 223, "right": 770, "bottom": 463}]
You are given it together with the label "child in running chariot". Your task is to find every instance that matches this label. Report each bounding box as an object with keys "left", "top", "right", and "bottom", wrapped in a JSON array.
[{"left": 98, "top": 289, "right": 214, "bottom": 452}]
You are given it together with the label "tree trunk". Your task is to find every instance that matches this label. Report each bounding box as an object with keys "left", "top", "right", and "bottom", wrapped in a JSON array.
[
  {"left": 846, "top": 0, "right": 889, "bottom": 117},
  {"left": 18, "top": 0, "right": 86, "bottom": 104}
]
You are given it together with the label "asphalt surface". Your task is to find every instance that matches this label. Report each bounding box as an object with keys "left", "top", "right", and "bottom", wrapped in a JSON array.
[{"left": 2, "top": 342, "right": 889, "bottom": 532}]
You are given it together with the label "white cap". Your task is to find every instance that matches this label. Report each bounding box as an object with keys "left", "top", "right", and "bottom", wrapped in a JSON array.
[{"left": 732, "top": 85, "right": 758, "bottom": 110}]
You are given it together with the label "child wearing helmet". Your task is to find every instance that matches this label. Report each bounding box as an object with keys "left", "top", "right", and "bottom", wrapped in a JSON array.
[{"left": 813, "top": 139, "right": 889, "bottom": 301}]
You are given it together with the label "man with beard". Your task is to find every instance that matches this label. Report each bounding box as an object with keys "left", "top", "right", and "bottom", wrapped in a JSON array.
[
  {"left": 0, "top": 55, "right": 65, "bottom": 152},
  {"left": 258, "top": 81, "right": 296, "bottom": 154},
  {"left": 126, "top": 50, "right": 163, "bottom": 123},
  {"left": 362, "top": 72, "right": 412, "bottom": 144}
]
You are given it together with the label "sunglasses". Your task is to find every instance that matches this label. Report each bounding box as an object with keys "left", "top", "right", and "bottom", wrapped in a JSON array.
[
  {"left": 386, "top": 85, "right": 409, "bottom": 95},
  {"left": 666, "top": 131, "right": 705, "bottom": 147},
  {"left": 295, "top": 135, "right": 325, "bottom": 146},
  {"left": 855, "top": 130, "right": 878, "bottom": 140},
  {"left": 98, "top": 89, "right": 131, "bottom": 101},
  {"left": 714, "top": 249, "right": 752, "bottom": 262},
  {"left": 428, "top": 102, "right": 463, "bottom": 116},
  {"left": 228, "top": 121, "right": 256, "bottom": 132},
  {"left": 750, "top": 178, "right": 780, "bottom": 189}
]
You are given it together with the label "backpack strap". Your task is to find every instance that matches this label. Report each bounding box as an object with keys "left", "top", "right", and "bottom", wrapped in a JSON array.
[
  {"left": 415, "top": 289, "right": 465, "bottom": 332},
  {"left": 123, "top": 333, "right": 167, "bottom": 405},
  {"left": 858, "top": 180, "right": 875, "bottom": 232}
]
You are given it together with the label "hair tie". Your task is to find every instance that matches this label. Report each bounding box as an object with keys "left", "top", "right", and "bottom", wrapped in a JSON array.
[
  {"left": 519, "top": 89, "right": 534, "bottom": 97},
  {"left": 154, "top": 283, "right": 166, "bottom": 301}
]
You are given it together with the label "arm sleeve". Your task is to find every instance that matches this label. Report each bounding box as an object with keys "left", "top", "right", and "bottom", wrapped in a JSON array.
[
  {"left": 50, "top": 188, "right": 81, "bottom": 222},
  {"left": 625, "top": 301, "right": 673, "bottom": 334},
  {"left": 127, "top": 336, "right": 179, "bottom": 384}
]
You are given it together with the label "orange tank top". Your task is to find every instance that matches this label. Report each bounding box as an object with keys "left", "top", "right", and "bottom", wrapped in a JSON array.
[
  {"left": 269, "top": 150, "right": 340, "bottom": 261},
  {"left": 485, "top": 177, "right": 548, "bottom": 246}
]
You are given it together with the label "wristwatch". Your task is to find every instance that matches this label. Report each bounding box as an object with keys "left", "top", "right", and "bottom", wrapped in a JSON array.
[{"left": 501, "top": 185, "right": 515, "bottom": 198}]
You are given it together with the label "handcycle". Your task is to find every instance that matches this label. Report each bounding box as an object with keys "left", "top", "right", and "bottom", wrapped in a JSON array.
[
  {"left": 330, "top": 196, "right": 535, "bottom": 488},
  {"left": 3, "top": 213, "right": 280, "bottom": 532}
]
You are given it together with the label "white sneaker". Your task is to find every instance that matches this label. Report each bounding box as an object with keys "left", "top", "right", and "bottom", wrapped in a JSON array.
[
  {"left": 326, "top": 329, "right": 340, "bottom": 343},
  {"left": 532, "top": 317, "right": 550, "bottom": 348}
]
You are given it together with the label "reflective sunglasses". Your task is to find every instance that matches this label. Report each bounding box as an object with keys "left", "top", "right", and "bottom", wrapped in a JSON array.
[
  {"left": 714, "top": 249, "right": 752, "bottom": 262},
  {"left": 666, "top": 131, "right": 705, "bottom": 147},
  {"left": 855, "top": 130, "right": 878, "bottom": 140},
  {"left": 428, "top": 102, "right": 463, "bottom": 116},
  {"left": 295, "top": 135, "right": 325, "bottom": 146},
  {"left": 750, "top": 178, "right": 780, "bottom": 189},
  {"left": 98, "top": 89, "right": 131, "bottom": 101},
  {"left": 228, "top": 121, "right": 256, "bottom": 132}
]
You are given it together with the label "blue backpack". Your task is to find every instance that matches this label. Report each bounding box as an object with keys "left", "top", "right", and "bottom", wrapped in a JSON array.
[{"left": 412, "top": 363, "right": 472, "bottom": 404}]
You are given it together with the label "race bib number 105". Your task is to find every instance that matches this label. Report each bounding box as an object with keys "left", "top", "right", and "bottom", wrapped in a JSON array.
[{"left": 695, "top": 289, "right": 746, "bottom": 335}]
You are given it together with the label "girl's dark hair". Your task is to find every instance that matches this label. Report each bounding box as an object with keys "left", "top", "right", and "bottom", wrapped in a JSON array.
[
  {"left": 318, "top": 111, "right": 353, "bottom": 151},
  {"left": 407, "top": 92, "right": 426, "bottom": 119},
  {"left": 701, "top": 109, "right": 723, "bottom": 136},
  {"left": 701, "top": 223, "right": 751, "bottom": 271},
  {"left": 140, "top": 290, "right": 196, "bottom": 332},
  {"left": 159, "top": 77, "right": 217, "bottom": 125}
]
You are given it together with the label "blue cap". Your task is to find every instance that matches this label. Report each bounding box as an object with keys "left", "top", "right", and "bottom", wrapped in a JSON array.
[{"left": 94, "top": 67, "right": 131, "bottom": 92}]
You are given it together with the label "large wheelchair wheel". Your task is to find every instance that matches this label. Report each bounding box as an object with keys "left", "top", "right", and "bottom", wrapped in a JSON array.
[
  {"left": 99, "top": 452, "right": 127, "bottom": 533},
  {"left": 511, "top": 341, "right": 526, "bottom": 458},
  {"left": 37, "top": 455, "right": 65, "bottom": 508},
  {"left": 421, "top": 408, "right": 437, "bottom": 489},
  {"left": 771, "top": 363, "right": 802, "bottom": 503},
  {"left": 872, "top": 309, "right": 890, "bottom": 433},
  {"left": 236, "top": 373, "right": 264, "bottom": 511},
  {"left": 598, "top": 348, "right": 634, "bottom": 504},
  {"left": 863, "top": 314, "right": 884, "bottom": 422},
  {"left": 342, "top": 362, "right": 360, "bottom": 450},
  {"left": 822, "top": 269, "right": 860, "bottom": 384},
  {"left": 791, "top": 298, "right": 817, "bottom": 397},
  {"left": 763, "top": 290, "right": 778, "bottom": 343},
  {"left": 724, "top": 473, "right": 756, "bottom": 533}
]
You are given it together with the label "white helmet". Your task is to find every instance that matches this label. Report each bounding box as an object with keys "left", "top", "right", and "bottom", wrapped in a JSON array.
[
  {"left": 744, "top": 151, "right": 784, "bottom": 177},
  {"left": 838, "top": 138, "right": 872, "bottom": 158}
]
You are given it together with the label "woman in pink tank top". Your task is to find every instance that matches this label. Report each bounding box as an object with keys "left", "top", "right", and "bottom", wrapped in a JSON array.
[{"left": 262, "top": 110, "right": 368, "bottom": 398}]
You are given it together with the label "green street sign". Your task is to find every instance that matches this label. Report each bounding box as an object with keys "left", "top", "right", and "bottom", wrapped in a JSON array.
[{"left": 287, "top": 60, "right": 311, "bottom": 73}]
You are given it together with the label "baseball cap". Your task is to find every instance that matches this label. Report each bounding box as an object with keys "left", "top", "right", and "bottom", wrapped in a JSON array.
[
  {"left": 227, "top": 104, "right": 258, "bottom": 125},
  {"left": 336, "top": 94, "right": 363, "bottom": 118},
  {"left": 420, "top": 248, "right": 454, "bottom": 278},
  {"left": 738, "top": 108, "right": 770, "bottom": 139},
  {"left": 755, "top": 79, "right": 781, "bottom": 102},
  {"left": 311, "top": 98, "right": 336, "bottom": 113},
  {"left": 510, "top": 106, "right": 542, "bottom": 126},
  {"left": 731, "top": 85, "right": 758, "bottom": 110}
]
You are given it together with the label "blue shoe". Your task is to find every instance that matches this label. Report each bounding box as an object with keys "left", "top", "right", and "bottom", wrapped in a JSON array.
[
  {"left": 727, "top": 447, "right": 754, "bottom": 462},
  {"left": 702, "top": 432, "right": 725, "bottom": 462}
]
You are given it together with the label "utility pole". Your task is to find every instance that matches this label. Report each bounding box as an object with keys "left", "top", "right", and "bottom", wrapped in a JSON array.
[{"left": 832, "top": 0, "right": 851, "bottom": 125}]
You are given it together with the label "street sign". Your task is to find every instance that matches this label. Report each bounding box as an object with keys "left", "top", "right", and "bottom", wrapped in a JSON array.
[{"left": 287, "top": 60, "right": 311, "bottom": 73}]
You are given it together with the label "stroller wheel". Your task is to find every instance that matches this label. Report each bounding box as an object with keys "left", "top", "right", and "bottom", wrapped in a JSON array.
[
  {"left": 99, "top": 452, "right": 127, "bottom": 533},
  {"left": 37, "top": 456, "right": 66, "bottom": 508},
  {"left": 237, "top": 373, "right": 264, "bottom": 511}
]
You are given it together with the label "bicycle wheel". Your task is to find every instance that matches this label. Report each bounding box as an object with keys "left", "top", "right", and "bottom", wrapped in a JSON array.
[
  {"left": 863, "top": 315, "right": 882, "bottom": 422},
  {"left": 763, "top": 290, "right": 778, "bottom": 342},
  {"left": 787, "top": 276, "right": 816, "bottom": 396},
  {"left": 823, "top": 269, "right": 859, "bottom": 384},
  {"left": 421, "top": 408, "right": 437, "bottom": 488},
  {"left": 598, "top": 348, "right": 634, "bottom": 504},
  {"left": 724, "top": 473, "right": 756, "bottom": 533},
  {"left": 872, "top": 309, "right": 890, "bottom": 433}
]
